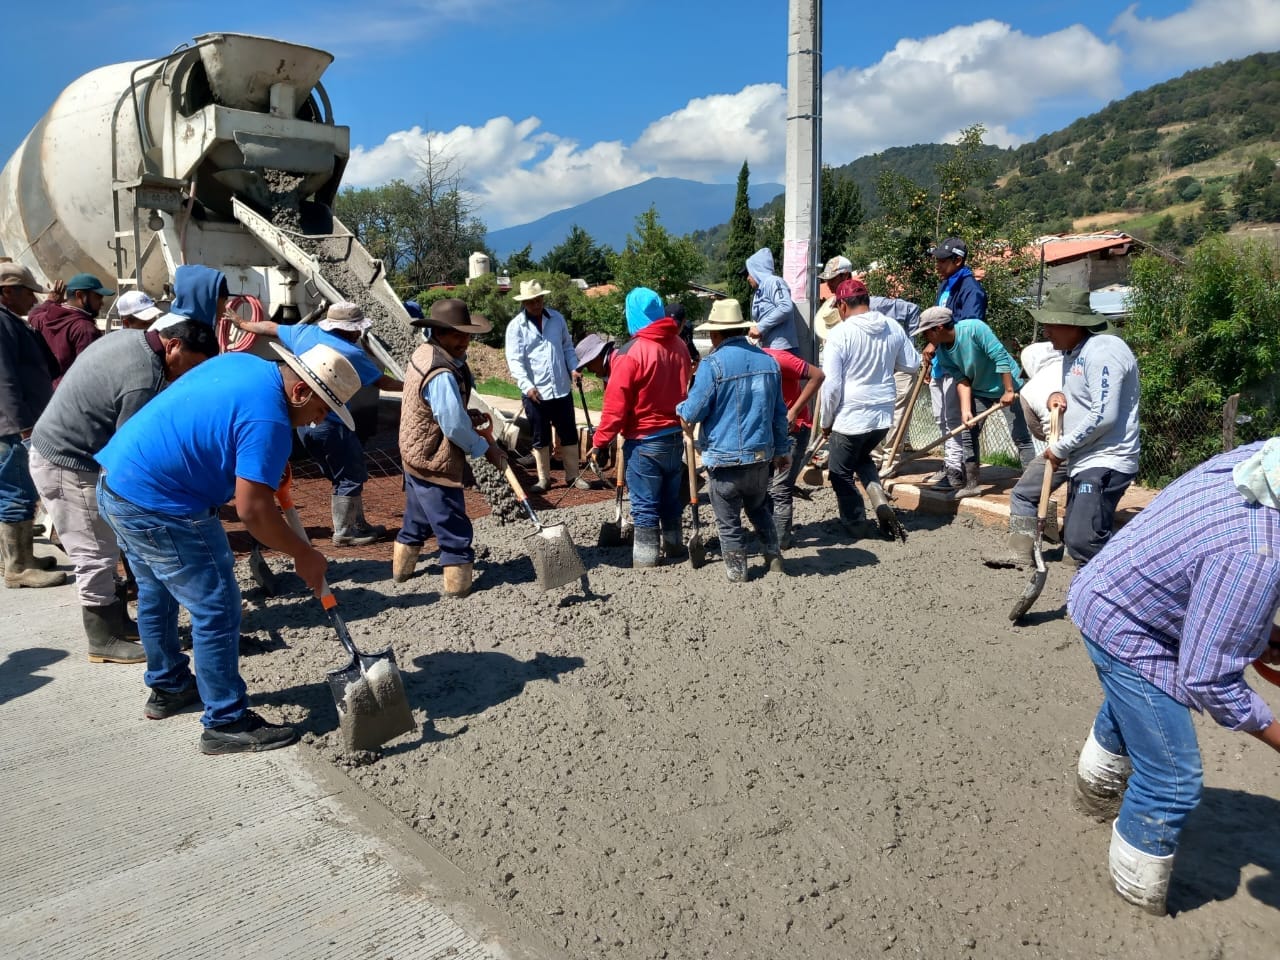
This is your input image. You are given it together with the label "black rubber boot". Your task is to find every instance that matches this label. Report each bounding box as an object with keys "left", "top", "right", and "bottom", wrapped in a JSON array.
[
  {"left": 84, "top": 600, "right": 146, "bottom": 664},
  {"left": 633, "top": 527, "right": 661, "bottom": 568},
  {"left": 723, "top": 550, "right": 748, "bottom": 583},
  {"left": 660, "top": 521, "right": 687, "bottom": 560},
  {"left": 331, "top": 495, "right": 382, "bottom": 547}
]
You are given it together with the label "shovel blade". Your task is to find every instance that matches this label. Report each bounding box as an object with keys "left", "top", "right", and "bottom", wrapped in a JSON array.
[
  {"left": 687, "top": 530, "right": 706, "bottom": 568},
  {"left": 531, "top": 523, "right": 587, "bottom": 591},
  {"left": 248, "top": 547, "right": 276, "bottom": 597},
  {"left": 597, "top": 520, "right": 625, "bottom": 548},
  {"left": 328, "top": 648, "right": 416, "bottom": 752},
  {"left": 1009, "top": 541, "right": 1049, "bottom": 622}
]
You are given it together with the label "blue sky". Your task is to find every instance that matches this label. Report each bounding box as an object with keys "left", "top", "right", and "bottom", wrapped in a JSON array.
[{"left": 5, "top": 0, "right": 1279, "bottom": 228}]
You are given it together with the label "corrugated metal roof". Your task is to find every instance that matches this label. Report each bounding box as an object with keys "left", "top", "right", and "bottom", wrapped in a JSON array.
[{"left": 1035, "top": 233, "right": 1134, "bottom": 265}]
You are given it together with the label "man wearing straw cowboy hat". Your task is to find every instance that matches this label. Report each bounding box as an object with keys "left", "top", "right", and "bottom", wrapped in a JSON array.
[
  {"left": 96, "top": 343, "right": 361, "bottom": 755},
  {"left": 589, "top": 288, "right": 691, "bottom": 568},
  {"left": 677, "top": 298, "right": 791, "bottom": 582},
  {"left": 395, "top": 299, "right": 507, "bottom": 595},
  {"left": 231, "top": 301, "right": 404, "bottom": 547},
  {"left": 1037, "top": 287, "right": 1139, "bottom": 566},
  {"left": 505, "top": 279, "right": 588, "bottom": 493}
]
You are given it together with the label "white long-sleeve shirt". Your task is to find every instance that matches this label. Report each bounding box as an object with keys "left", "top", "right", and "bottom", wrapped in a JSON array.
[{"left": 820, "top": 310, "right": 920, "bottom": 435}]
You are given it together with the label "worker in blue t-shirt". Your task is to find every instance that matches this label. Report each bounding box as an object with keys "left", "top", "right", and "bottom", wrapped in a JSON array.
[
  {"left": 96, "top": 344, "right": 362, "bottom": 755},
  {"left": 232, "top": 302, "right": 403, "bottom": 546}
]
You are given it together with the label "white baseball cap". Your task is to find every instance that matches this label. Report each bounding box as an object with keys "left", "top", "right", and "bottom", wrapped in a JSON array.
[{"left": 116, "top": 290, "right": 163, "bottom": 322}]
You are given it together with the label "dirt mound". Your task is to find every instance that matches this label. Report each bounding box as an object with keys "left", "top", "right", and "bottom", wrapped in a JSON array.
[
  {"left": 235, "top": 487, "right": 1280, "bottom": 960},
  {"left": 468, "top": 343, "right": 516, "bottom": 385}
]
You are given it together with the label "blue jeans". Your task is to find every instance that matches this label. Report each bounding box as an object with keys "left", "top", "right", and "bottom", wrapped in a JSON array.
[
  {"left": 768, "top": 426, "right": 811, "bottom": 535},
  {"left": 1084, "top": 635, "right": 1203, "bottom": 857},
  {"left": 97, "top": 479, "right": 248, "bottom": 728},
  {"left": 623, "top": 432, "right": 684, "bottom": 529},
  {"left": 397, "top": 474, "right": 473, "bottom": 566},
  {"left": 297, "top": 420, "right": 367, "bottom": 497},
  {"left": 0, "top": 434, "right": 39, "bottom": 523}
]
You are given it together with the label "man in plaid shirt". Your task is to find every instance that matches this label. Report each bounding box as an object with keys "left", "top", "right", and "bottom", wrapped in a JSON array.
[{"left": 1068, "top": 440, "right": 1280, "bottom": 915}]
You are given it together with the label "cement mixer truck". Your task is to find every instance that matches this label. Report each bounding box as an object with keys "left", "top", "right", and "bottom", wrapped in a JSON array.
[{"left": 0, "top": 32, "right": 419, "bottom": 373}]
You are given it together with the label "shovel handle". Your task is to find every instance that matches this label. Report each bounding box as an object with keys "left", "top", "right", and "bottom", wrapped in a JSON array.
[
  {"left": 1037, "top": 409, "right": 1062, "bottom": 521},
  {"left": 502, "top": 464, "right": 541, "bottom": 526},
  {"left": 881, "top": 364, "right": 929, "bottom": 474},
  {"left": 684, "top": 432, "right": 700, "bottom": 507},
  {"left": 615, "top": 436, "right": 626, "bottom": 487},
  {"left": 911, "top": 401, "right": 1008, "bottom": 458},
  {"left": 320, "top": 592, "right": 360, "bottom": 661},
  {"left": 577, "top": 381, "right": 594, "bottom": 430}
]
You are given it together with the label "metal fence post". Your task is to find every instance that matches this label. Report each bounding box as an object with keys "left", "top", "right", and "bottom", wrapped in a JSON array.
[{"left": 1223, "top": 393, "right": 1240, "bottom": 452}]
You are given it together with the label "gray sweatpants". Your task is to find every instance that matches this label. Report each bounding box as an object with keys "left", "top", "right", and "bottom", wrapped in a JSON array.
[
  {"left": 708, "top": 462, "right": 778, "bottom": 555},
  {"left": 928, "top": 374, "right": 963, "bottom": 471},
  {"left": 28, "top": 449, "right": 118, "bottom": 606}
]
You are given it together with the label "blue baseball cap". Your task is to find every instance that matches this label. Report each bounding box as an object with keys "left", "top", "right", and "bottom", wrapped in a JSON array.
[{"left": 66, "top": 273, "right": 115, "bottom": 295}]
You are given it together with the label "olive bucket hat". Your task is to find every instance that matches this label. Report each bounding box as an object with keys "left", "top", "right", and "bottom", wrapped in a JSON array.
[{"left": 1029, "top": 287, "right": 1109, "bottom": 332}]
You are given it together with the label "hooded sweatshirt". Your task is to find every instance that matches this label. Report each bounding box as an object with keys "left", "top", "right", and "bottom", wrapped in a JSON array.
[
  {"left": 819, "top": 309, "right": 920, "bottom": 435},
  {"left": 151, "top": 265, "right": 226, "bottom": 331},
  {"left": 745, "top": 248, "right": 799, "bottom": 351},
  {"left": 27, "top": 301, "right": 102, "bottom": 386},
  {"left": 593, "top": 316, "right": 689, "bottom": 449},
  {"left": 626, "top": 287, "right": 665, "bottom": 336}
]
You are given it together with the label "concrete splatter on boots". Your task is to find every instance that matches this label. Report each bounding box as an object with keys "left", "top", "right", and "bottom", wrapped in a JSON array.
[
  {"left": 391, "top": 542, "right": 421, "bottom": 583},
  {"left": 529, "top": 448, "right": 554, "bottom": 494},
  {"left": 1109, "top": 823, "right": 1173, "bottom": 916},
  {"left": 331, "top": 496, "right": 383, "bottom": 547},
  {"left": 722, "top": 550, "right": 748, "bottom": 583},
  {"left": 442, "top": 563, "right": 473, "bottom": 598},
  {"left": 660, "top": 520, "right": 687, "bottom": 560},
  {"left": 1043, "top": 499, "right": 1061, "bottom": 544},
  {"left": 1074, "top": 725, "right": 1133, "bottom": 821},
  {"left": 952, "top": 463, "right": 983, "bottom": 499},
  {"left": 930, "top": 468, "right": 959, "bottom": 491},
  {"left": 2, "top": 521, "right": 66, "bottom": 588},
  {"left": 632, "top": 527, "right": 661, "bottom": 568},
  {"left": 83, "top": 600, "right": 146, "bottom": 664},
  {"left": 764, "top": 553, "right": 786, "bottom": 576},
  {"left": 981, "top": 514, "right": 1038, "bottom": 569}
]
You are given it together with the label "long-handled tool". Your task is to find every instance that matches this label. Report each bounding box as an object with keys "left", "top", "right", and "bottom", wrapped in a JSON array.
[
  {"left": 247, "top": 540, "right": 277, "bottom": 596},
  {"left": 503, "top": 465, "right": 588, "bottom": 591},
  {"left": 683, "top": 432, "right": 706, "bottom": 568},
  {"left": 879, "top": 364, "right": 929, "bottom": 479},
  {"left": 577, "top": 381, "right": 595, "bottom": 461},
  {"left": 1010, "top": 408, "right": 1062, "bottom": 623},
  {"left": 598, "top": 437, "right": 632, "bottom": 548},
  {"left": 274, "top": 471, "right": 415, "bottom": 750},
  {"left": 890, "top": 401, "right": 1006, "bottom": 471}
]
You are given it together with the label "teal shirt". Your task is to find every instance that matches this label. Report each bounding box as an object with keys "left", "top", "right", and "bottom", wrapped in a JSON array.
[{"left": 934, "top": 318, "right": 1022, "bottom": 398}]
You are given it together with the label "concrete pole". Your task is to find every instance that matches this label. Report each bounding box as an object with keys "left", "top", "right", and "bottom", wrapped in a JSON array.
[{"left": 783, "top": 0, "right": 822, "bottom": 362}]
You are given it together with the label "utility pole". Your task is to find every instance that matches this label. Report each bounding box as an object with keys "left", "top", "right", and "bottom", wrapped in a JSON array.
[{"left": 783, "top": 0, "right": 822, "bottom": 362}]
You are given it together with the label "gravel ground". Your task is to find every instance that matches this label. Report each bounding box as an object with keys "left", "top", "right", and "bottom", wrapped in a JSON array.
[{"left": 233, "top": 487, "right": 1280, "bottom": 960}]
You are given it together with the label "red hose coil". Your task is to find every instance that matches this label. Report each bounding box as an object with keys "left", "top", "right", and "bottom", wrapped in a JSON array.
[{"left": 217, "top": 295, "right": 263, "bottom": 352}]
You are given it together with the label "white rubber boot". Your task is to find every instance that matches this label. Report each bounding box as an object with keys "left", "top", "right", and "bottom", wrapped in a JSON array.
[
  {"left": 529, "top": 448, "right": 554, "bottom": 494},
  {"left": 562, "top": 447, "right": 590, "bottom": 490},
  {"left": 1109, "top": 822, "right": 1173, "bottom": 916},
  {"left": 1075, "top": 725, "right": 1133, "bottom": 821}
]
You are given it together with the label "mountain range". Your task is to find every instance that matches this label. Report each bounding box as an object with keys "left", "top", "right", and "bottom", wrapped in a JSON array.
[{"left": 486, "top": 176, "right": 782, "bottom": 258}]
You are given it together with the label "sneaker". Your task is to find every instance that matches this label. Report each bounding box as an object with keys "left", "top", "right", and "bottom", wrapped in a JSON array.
[
  {"left": 144, "top": 681, "right": 201, "bottom": 720},
  {"left": 199, "top": 710, "right": 297, "bottom": 755}
]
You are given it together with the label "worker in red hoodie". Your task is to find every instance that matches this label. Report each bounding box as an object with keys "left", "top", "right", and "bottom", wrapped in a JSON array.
[
  {"left": 588, "top": 288, "right": 691, "bottom": 568},
  {"left": 28, "top": 273, "right": 113, "bottom": 386}
]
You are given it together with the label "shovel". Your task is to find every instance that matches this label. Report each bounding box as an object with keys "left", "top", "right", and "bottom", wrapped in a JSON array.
[
  {"left": 503, "top": 464, "right": 589, "bottom": 591},
  {"left": 1010, "top": 408, "right": 1062, "bottom": 623},
  {"left": 598, "top": 437, "right": 632, "bottom": 548},
  {"left": 879, "top": 365, "right": 928, "bottom": 479},
  {"left": 683, "top": 432, "right": 706, "bottom": 568},
  {"left": 890, "top": 401, "right": 1006, "bottom": 470},
  {"left": 577, "top": 381, "right": 595, "bottom": 461},
  {"left": 247, "top": 541, "right": 277, "bottom": 597},
  {"left": 322, "top": 588, "right": 416, "bottom": 752}
]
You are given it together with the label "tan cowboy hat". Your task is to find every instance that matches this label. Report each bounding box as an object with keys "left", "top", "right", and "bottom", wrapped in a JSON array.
[
  {"left": 814, "top": 297, "right": 842, "bottom": 340},
  {"left": 269, "top": 342, "right": 360, "bottom": 430},
  {"left": 409, "top": 297, "right": 492, "bottom": 334},
  {"left": 512, "top": 279, "right": 551, "bottom": 302},
  {"left": 694, "top": 298, "right": 752, "bottom": 333}
]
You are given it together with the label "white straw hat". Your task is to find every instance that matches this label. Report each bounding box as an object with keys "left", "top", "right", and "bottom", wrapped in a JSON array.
[
  {"left": 512, "top": 279, "right": 551, "bottom": 302},
  {"left": 694, "top": 298, "right": 752, "bottom": 333},
  {"left": 269, "top": 342, "right": 360, "bottom": 429}
]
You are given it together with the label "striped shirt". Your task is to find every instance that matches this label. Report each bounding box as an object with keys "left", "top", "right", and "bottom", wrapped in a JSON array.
[{"left": 1068, "top": 442, "right": 1280, "bottom": 732}]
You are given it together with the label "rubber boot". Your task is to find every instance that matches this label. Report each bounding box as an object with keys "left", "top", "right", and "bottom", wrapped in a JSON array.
[
  {"left": 632, "top": 526, "right": 661, "bottom": 568},
  {"left": 1075, "top": 725, "right": 1133, "bottom": 822},
  {"left": 923, "top": 468, "right": 948, "bottom": 485},
  {"left": 442, "top": 563, "right": 473, "bottom": 598},
  {"left": 84, "top": 600, "right": 146, "bottom": 664},
  {"left": 931, "top": 467, "right": 961, "bottom": 492},
  {"left": 867, "top": 483, "right": 901, "bottom": 540},
  {"left": 114, "top": 580, "right": 140, "bottom": 639},
  {"left": 1043, "top": 499, "right": 1062, "bottom": 545},
  {"left": 952, "top": 463, "right": 983, "bottom": 499},
  {"left": 562, "top": 447, "right": 591, "bottom": 490},
  {"left": 775, "top": 516, "right": 793, "bottom": 551},
  {"left": 2, "top": 521, "right": 66, "bottom": 588},
  {"left": 660, "top": 519, "right": 687, "bottom": 560},
  {"left": 1109, "top": 822, "right": 1173, "bottom": 916},
  {"left": 764, "top": 553, "right": 786, "bottom": 576},
  {"left": 529, "top": 448, "right": 554, "bottom": 494},
  {"left": 392, "top": 542, "right": 421, "bottom": 583},
  {"left": 981, "top": 514, "right": 1039, "bottom": 569},
  {"left": 354, "top": 498, "right": 387, "bottom": 539},
  {"left": 331, "top": 495, "right": 381, "bottom": 547},
  {"left": 836, "top": 494, "right": 869, "bottom": 539},
  {"left": 722, "top": 550, "right": 748, "bottom": 582}
]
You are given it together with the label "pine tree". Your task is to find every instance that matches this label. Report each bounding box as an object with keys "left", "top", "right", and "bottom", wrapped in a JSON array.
[{"left": 724, "top": 161, "right": 757, "bottom": 311}]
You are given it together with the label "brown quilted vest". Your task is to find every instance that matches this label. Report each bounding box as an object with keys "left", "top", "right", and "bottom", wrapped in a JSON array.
[{"left": 400, "top": 342, "right": 474, "bottom": 488}]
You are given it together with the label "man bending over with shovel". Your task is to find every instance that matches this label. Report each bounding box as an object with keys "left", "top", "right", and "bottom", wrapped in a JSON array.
[
  {"left": 96, "top": 343, "right": 361, "bottom": 754},
  {"left": 677, "top": 299, "right": 791, "bottom": 582},
  {"left": 588, "top": 288, "right": 690, "bottom": 568},
  {"left": 396, "top": 300, "right": 508, "bottom": 595}
]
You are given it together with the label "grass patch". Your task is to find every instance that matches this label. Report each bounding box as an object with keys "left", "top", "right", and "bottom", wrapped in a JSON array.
[
  {"left": 981, "top": 451, "right": 1022, "bottom": 469},
  {"left": 474, "top": 377, "right": 606, "bottom": 411}
]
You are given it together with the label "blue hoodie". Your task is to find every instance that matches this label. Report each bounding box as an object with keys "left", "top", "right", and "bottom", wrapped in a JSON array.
[
  {"left": 168, "top": 265, "right": 227, "bottom": 326},
  {"left": 625, "top": 287, "right": 665, "bottom": 335},
  {"left": 745, "top": 249, "right": 798, "bottom": 351}
]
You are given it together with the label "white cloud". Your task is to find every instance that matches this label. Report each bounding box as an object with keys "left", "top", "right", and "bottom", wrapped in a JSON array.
[
  {"left": 343, "top": 18, "right": 1129, "bottom": 228},
  {"left": 1112, "top": 0, "right": 1280, "bottom": 69}
]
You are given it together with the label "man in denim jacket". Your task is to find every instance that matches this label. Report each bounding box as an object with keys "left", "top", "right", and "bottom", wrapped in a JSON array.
[{"left": 677, "top": 299, "right": 791, "bottom": 582}]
